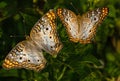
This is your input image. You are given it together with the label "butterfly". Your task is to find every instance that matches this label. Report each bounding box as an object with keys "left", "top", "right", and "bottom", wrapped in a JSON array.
[
  {"left": 2, "top": 9, "right": 63, "bottom": 71},
  {"left": 57, "top": 7, "right": 109, "bottom": 44}
]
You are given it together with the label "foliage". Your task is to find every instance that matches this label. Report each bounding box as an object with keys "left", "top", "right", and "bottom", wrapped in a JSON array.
[{"left": 0, "top": 0, "right": 120, "bottom": 81}]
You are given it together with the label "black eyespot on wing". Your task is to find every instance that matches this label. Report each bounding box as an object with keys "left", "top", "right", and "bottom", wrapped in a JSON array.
[
  {"left": 37, "top": 60, "right": 39, "bottom": 62},
  {"left": 28, "top": 60, "right": 30, "bottom": 62},
  {"left": 94, "top": 17, "right": 96, "bottom": 21},
  {"left": 46, "top": 28, "right": 49, "bottom": 30},
  {"left": 19, "top": 57, "right": 22, "bottom": 60}
]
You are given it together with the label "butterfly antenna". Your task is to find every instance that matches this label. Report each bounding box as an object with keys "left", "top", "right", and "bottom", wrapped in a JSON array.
[
  {"left": 19, "top": 11, "right": 27, "bottom": 38},
  {"left": 10, "top": 11, "right": 28, "bottom": 38},
  {"left": 70, "top": 2, "right": 80, "bottom": 14}
]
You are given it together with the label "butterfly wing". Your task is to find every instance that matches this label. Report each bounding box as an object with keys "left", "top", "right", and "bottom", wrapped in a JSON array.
[
  {"left": 78, "top": 7, "right": 109, "bottom": 44},
  {"left": 2, "top": 38, "right": 46, "bottom": 72},
  {"left": 57, "top": 8, "right": 79, "bottom": 42},
  {"left": 30, "top": 9, "right": 63, "bottom": 55}
]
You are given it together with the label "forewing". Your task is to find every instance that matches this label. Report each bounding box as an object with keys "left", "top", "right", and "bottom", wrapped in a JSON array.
[
  {"left": 57, "top": 8, "right": 79, "bottom": 42},
  {"left": 79, "top": 7, "right": 109, "bottom": 44},
  {"left": 30, "top": 9, "right": 63, "bottom": 55}
]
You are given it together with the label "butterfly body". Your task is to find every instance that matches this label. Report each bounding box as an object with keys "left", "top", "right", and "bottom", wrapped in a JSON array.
[
  {"left": 3, "top": 9, "right": 63, "bottom": 71},
  {"left": 57, "top": 7, "right": 109, "bottom": 44}
]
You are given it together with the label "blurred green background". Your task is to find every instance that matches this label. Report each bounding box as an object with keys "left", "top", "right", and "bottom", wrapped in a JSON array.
[{"left": 0, "top": 0, "right": 120, "bottom": 81}]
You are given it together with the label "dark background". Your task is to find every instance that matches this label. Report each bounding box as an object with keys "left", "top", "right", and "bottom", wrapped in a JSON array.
[{"left": 0, "top": 0, "right": 120, "bottom": 81}]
